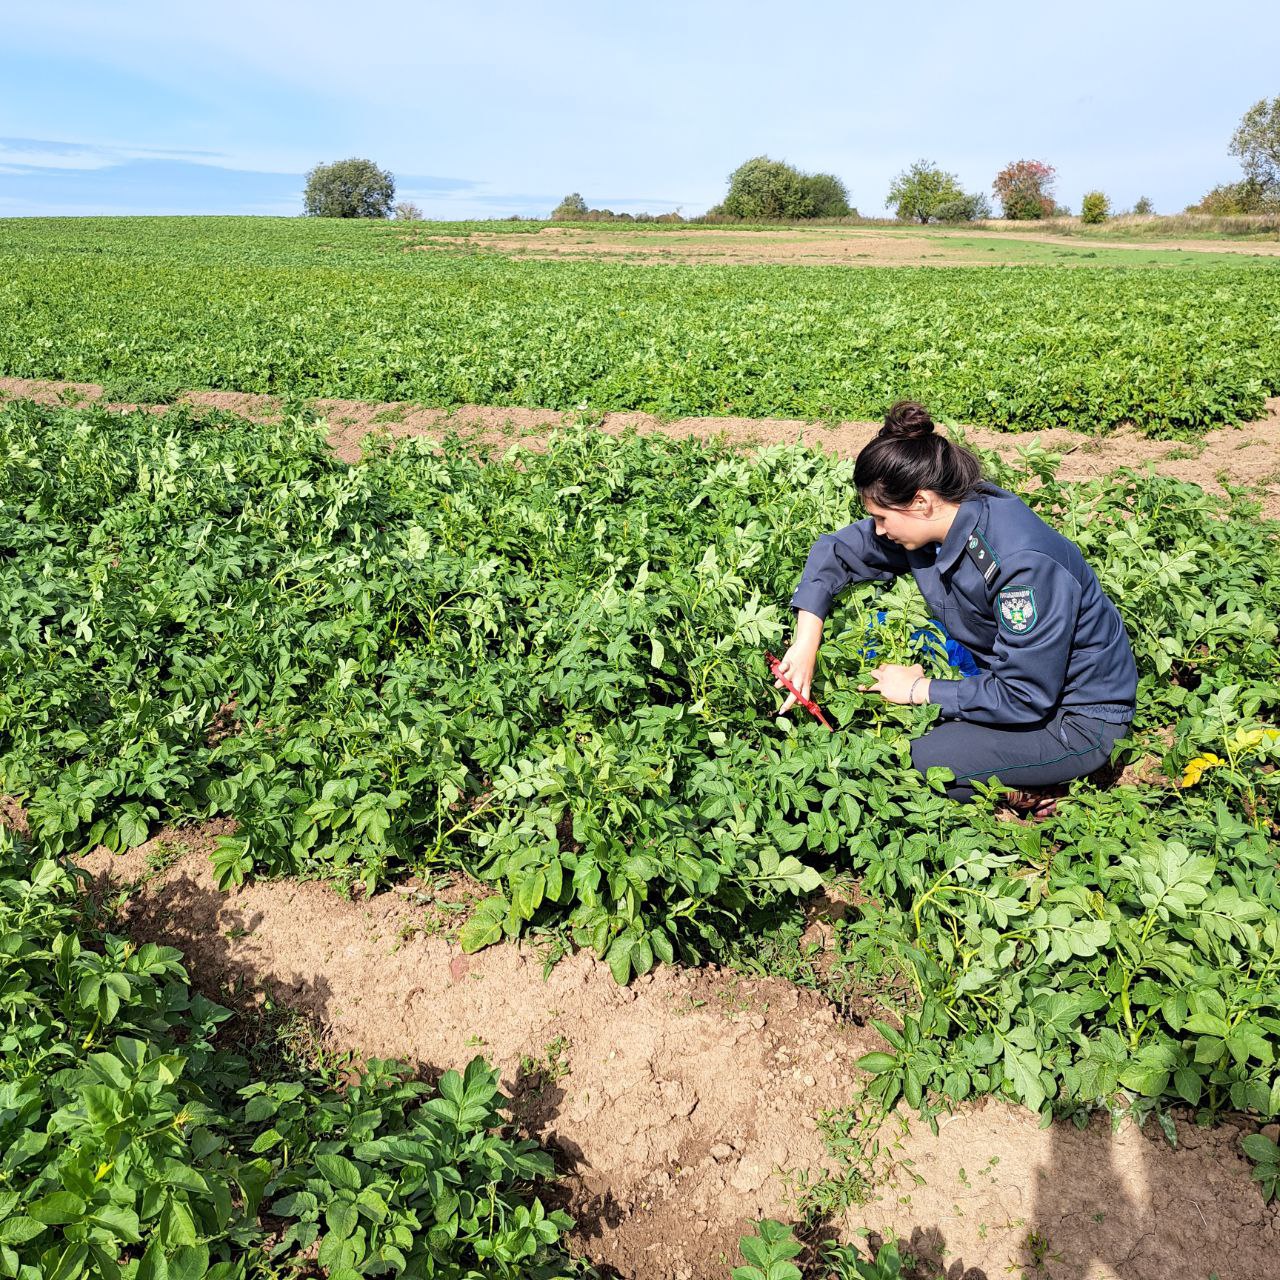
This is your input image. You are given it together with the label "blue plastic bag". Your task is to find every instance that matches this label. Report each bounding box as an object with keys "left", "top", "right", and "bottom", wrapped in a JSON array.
[{"left": 866, "top": 611, "right": 979, "bottom": 678}]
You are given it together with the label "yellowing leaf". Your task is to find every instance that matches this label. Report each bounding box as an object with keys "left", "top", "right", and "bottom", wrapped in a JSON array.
[
  {"left": 1227, "top": 726, "right": 1280, "bottom": 753},
  {"left": 1180, "top": 753, "right": 1224, "bottom": 788}
]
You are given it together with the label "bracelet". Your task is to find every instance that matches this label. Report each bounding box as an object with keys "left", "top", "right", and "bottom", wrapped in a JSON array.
[{"left": 909, "top": 677, "right": 928, "bottom": 706}]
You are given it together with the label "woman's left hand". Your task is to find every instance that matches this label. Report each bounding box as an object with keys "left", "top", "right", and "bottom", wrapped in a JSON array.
[{"left": 859, "top": 662, "right": 928, "bottom": 704}]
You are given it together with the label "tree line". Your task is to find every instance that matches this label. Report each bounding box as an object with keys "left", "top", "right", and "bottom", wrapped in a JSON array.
[
  {"left": 302, "top": 94, "right": 1279, "bottom": 221},
  {"left": 551, "top": 156, "right": 1120, "bottom": 225}
]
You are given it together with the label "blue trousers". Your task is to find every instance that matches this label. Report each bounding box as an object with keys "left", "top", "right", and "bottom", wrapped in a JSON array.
[{"left": 911, "top": 709, "right": 1129, "bottom": 802}]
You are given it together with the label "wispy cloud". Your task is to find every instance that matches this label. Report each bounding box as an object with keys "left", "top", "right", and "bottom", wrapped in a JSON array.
[{"left": 0, "top": 136, "right": 252, "bottom": 173}]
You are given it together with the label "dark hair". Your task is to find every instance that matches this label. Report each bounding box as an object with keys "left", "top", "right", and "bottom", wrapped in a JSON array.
[{"left": 854, "top": 400, "right": 983, "bottom": 508}]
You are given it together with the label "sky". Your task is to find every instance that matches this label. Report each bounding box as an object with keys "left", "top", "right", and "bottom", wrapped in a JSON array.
[{"left": 2, "top": 0, "right": 1276, "bottom": 220}]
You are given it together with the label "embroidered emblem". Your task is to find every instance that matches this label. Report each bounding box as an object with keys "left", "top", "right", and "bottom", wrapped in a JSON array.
[
  {"left": 997, "top": 586, "right": 1038, "bottom": 634},
  {"left": 964, "top": 529, "right": 1000, "bottom": 585}
]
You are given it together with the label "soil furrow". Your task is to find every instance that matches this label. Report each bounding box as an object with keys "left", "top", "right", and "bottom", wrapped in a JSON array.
[
  {"left": 81, "top": 834, "right": 1279, "bottom": 1280},
  {"left": 3, "top": 377, "right": 1278, "bottom": 518}
]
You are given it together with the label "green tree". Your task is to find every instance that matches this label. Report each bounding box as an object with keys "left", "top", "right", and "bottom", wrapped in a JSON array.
[
  {"left": 800, "top": 172, "right": 852, "bottom": 218},
  {"left": 303, "top": 158, "right": 395, "bottom": 218},
  {"left": 1231, "top": 95, "right": 1280, "bottom": 192},
  {"left": 551, "top": 192, "right": 589, "bottom": 220},
  {"left": 1080, "top": 190, "right": 1109, "bottom": 224},
  {"left": 723, "top": 156, "right": 814, "bottom": 220},
  {"left": 886, "top": 160, "right": 965, "bottom": 223},
  {"left": 1133, "top": 195, "right": 1155, "bottom": 216}
]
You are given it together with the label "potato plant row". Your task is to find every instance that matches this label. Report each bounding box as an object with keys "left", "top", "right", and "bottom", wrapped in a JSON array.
[
  {"left": 0, "top": 829, "right": 578, "bottom": 1280},
  {"left": 1, "top": 399, "right": 1278, "bottom": 1140},
  {"left": 1, "top": 217, "right": 1279, "bottom": 434}
]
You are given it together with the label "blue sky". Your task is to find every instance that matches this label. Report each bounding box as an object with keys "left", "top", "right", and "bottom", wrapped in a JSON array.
[{"left": 2, "top": 0, "right": 1276, "bottom": 219}]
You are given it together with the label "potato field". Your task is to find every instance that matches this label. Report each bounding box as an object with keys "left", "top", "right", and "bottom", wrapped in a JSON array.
[
  {"left": 1, "top": 217, "right": 1279, "bottom": 1280},
  {"left": 2, "top": 218, "right": 1280, "bottom": 434}
]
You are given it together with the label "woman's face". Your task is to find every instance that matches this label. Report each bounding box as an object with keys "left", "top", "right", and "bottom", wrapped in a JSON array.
[{"left": 863, "top": 492, "right": 948, "bottom": 551}]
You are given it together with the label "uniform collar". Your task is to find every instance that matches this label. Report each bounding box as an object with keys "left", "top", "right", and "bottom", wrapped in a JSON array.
[{"left": 932, "top": 493, "right": 985, "bottom": 574}]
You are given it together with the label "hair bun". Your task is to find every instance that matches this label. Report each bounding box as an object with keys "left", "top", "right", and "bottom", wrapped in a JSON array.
[{"left": 880, "top": 400, "right": 936, "bottom": 441}]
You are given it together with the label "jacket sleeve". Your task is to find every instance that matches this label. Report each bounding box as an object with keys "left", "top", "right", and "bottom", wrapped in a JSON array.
[
  {"left": 789, "top": 519, "right": 910, "bottom": 620},
  {"left": 928, "top": 552, "right": 1081, "bottom": 725}
]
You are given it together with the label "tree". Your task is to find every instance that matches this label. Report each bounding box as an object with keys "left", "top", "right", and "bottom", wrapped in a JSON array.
[
  {"left": 550, "top": 193, "right": 588, "bottom": 220},
  {"left": 1080, "top": 191, "right": 1109, "bottom": 224},
  {"left": 712, "top": 157, "right": 853, "bottom": 220},
  {"left": 1133, "top": 195, "right": 1155, "bottom": 216},
  {"left": 303, "top": 158, "right": 395, "bottom": 219},
  {"left": 394, "top": 201, "right": 423, "bottom": 221},
  {"left": 1230, "top": 95, "right": 1280, "bottom": 192},
  {"left": 992, "top": 159, "right": 1056, "bottom": 220},
  {"left": 886, "top": 160, "right": 965, "bottom": 223},
  {"left": 800, "top": 172, "right": 852, "bottom": 218},
  {"left": 723, "top": 156, "right": 812, "bottom": 219}
]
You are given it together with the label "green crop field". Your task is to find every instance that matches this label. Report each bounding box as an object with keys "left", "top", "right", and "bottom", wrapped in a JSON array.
[{"left": 1, "top": 217, "right": 1279, "bottom": 435}]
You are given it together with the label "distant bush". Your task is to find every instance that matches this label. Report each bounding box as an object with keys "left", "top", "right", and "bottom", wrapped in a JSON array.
[
  {"left": 1081, "top": 190, "right": 1110, "bottom": 224},
  {"left": 393, "top": 201, "right": 423, "bottom": 221},
  {"left": 303, "top": 158, "right": 395, "bottom": 219},
  {"left": 931, "top": 191, "right": 992, "bottom": 223},
  {"left": 551, "top": 193, "right": 681, "bottom": 223},
  {"left": 1187, "top": 178, "right": 1279, "bottom": 216},
  {"left": 993, "top": 159, "right": 1056, "bottom": 220},
  {"left": 1133, "top": 195, "right": 1155, "bottom": 216}
]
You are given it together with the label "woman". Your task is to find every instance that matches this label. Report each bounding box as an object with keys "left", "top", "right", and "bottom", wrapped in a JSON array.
[{"left": 774, "top": 401, "right": 1137, "bottom": 816}]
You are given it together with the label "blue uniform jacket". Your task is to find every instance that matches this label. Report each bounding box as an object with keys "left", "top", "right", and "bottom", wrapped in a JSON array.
[{"left": 790, "top": 484, "right": 1137, "bottom": 727}]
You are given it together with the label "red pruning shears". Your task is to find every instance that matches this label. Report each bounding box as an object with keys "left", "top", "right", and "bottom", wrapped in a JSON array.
[{"left": 765, "top": 652, "right": 837, "bottom": 732}]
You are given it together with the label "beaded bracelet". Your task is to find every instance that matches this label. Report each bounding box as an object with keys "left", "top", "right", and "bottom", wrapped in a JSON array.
[{"left": 909, "top": 677, "right": 928, "bottom": 706}]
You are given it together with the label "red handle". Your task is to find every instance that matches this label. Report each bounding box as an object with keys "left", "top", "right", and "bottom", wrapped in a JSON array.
[{"left": 766, "top": 652, "right": 835, "bottom": 732}]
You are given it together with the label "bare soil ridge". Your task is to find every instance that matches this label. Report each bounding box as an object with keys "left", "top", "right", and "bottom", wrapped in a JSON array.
[
  {"left": 404, "top": 225, "right": 1280, "bottom": 266},
  {"left": 80, "top": 835, "right": 1279, "bottom": 1280},
  {"left": 3, "top": 378, "right": 1279, "bottom": 519}
]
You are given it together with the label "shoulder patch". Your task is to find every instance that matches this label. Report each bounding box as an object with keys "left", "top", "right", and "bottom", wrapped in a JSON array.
[
  {"left": 997, "top": 586, "right": 1038, "bottom": 634},
  {"left": 965, "top": 528, "right": 1000, "bottom": 585}
]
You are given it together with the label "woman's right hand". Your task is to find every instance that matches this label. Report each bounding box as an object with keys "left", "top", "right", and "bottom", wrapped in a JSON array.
[
  {"left": 774, "top": 611, "right": 824, "bottom": 713},
  {"left": 774, "top": 643, "right": 816, "bottom": 714}
]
